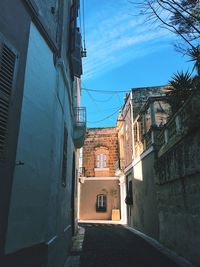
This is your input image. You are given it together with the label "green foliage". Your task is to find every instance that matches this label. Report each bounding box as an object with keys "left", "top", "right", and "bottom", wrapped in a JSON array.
[
  {"left": 133, "top": 0, "right": 200, "bottom": 49},
  {"left": 170, "top": 0, "right": 200, "bottom": 41},
  {"left": 187, "top": 45, "right": 200, "bottom": 75},
  {"left": 167, "top": 71, "right": 193, "bottom": 112}
]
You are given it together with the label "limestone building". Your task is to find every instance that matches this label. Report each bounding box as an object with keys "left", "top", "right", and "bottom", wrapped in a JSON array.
[
  {"left": 116, "top": 86, "right": 170, "bottom": 238},
  {"left": 79, "top": 127, "right": 126, "bottom": 222},
  {"left": 0, "top": 1, "right": 86, "bottom": 266}
]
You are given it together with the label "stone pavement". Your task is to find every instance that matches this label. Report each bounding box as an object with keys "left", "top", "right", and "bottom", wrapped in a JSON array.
[
  {"left": 63, "top": 226, "right": 85, "bottom": 267},
  {"left": 64, "top": 223, "right": 196, "bottom": 267}
]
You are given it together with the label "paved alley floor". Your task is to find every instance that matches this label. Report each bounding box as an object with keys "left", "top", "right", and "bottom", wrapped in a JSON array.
[{"left": 79, "top": 224, "right": 188, "bottom": 267}]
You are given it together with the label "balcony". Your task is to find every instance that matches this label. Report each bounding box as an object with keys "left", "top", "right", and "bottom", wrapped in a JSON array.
[
  {"left": 157, "top": 91, "right": 200, "bottom": 156},
  {"left": 73, "top": 107, "right": 86, "bottom": 148}
]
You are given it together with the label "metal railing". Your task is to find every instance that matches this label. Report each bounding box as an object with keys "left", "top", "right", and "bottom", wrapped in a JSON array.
[
  {"left": 74, "top": 107, "right": 86, "bottom": 127},
  {"left": 157, "top": 92, "right": 200, "bottom": 151}
]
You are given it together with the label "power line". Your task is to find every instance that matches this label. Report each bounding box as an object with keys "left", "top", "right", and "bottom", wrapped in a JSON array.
[
  {"left": 87, "top": 108, "right": 121, "bottom": 124},
  {"left": 82, "top": 87, "right": 129, "bottom": 94},
  {"left": 87, "top": 106, "right": 122, "bottom": 114},
  {"left": 85, "top": 90, "right": 116, "bottom": 102}
]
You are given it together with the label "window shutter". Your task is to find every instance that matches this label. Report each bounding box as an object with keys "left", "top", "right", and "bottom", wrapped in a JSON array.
[
  {"left": 71, "top": 28, "right": 82, "bottom": 78},
  {"left": 96, "top": 194, "right": 107, "bottom": 212},
  {"left": 0, "top": 41, "right": 17, "bottom": 161},
  {"left": 103, "top": 154, "right": 106, "bottom": 168},
  {"left": 96, "top": 154, "right": 100, "bottom": 168}
]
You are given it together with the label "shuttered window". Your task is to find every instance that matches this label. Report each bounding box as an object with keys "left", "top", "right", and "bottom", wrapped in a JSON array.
[
  {"left": 96, "top": 153, "right": 106, "bottom": 168},
  {"left": 0, "top": 41, "right": 17, "bottom": 161},
  {"left": 96, "top": 194, "right": 107, "bottom": 212}
]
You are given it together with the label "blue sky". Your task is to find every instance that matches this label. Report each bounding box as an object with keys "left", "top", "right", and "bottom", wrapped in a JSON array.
[{"left": 80, "top": 0, "right": 193, "bottom": 128}]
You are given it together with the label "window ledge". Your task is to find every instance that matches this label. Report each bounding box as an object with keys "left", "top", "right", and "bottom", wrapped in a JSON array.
[{"left": 94, "top": 168, "right": 109, "bottom": 171}]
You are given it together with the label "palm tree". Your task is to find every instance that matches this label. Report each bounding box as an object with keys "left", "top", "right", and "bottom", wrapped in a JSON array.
[
  {"left": 187, "top": 45, "right": 200, "bottom": 90},
  {"left": 166, "top": 71, "right": 193, "bottom": 112},
  {"left": 187, "top": 45, "right": 200, "bottom": 76}
]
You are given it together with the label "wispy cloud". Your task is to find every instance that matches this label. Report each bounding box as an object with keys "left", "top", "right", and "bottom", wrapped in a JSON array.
[{"left": 82, "top": 1, "right": 174, "bottom": 80}]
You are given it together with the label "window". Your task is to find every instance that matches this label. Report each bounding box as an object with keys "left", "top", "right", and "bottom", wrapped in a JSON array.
[
  {"left": 125, "top": 179, "right": 133, "bottom": 206},
  {"left": 62, "top": 124, "right": 68, "bottom": 187},
  {"left": 96, "top": 153, "right": 106, "bottom": 168},
  {"left": 0, "top": 40, "right": 17, "bottom": 161},
  {"left": 96, "top": 194, "right": 107, "bottom": 212},
  {"left": 94, "top": 146, "right": 109, "bottom": 170}
]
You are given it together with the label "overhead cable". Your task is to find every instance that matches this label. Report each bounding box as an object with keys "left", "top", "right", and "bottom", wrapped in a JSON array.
[
  {"left": 87, "top": 109, "right": 121, "bottom": 124},
  {"left": 82, "top": 87, "right": 129, "bottom": 94},
  {"left": 85, "top": 90, "right": 116, "bottom": 102}
]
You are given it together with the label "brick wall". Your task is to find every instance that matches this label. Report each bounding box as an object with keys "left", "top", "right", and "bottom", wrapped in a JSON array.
[{"left": 82, "top": 127, "right": 118, "bottom": 177}]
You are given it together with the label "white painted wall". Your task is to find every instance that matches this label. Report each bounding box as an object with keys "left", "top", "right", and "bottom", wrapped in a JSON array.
[{"left": 5, "top": 22, "right": 75, "bottom": 255}]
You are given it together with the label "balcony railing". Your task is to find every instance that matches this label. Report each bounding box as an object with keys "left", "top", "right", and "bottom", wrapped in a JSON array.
[
  {"left": 73, "top": 107, "right": 86, "bottom": 148},
  {"left": 143, "top": 130, "right": 152, "bottom": 149},
  {"left": 157, "top": 91, "right": 200, "bottom": 153},
  {"left": 74, "top": 107, "right": 86, "bottom": 127}
]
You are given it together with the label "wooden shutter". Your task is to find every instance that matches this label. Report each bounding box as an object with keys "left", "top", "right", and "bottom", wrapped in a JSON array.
[
  {"left": 71, "top": 28, "right": 82, "bottom": 78},
  {"left": 0, "top": 41, "right": 17, "bottom": 161},
  {"left": 96, "top": 154, "right": 100, "bottom": 168}
]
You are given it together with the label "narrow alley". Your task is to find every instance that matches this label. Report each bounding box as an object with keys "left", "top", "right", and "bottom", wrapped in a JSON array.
[
  {"left": 78, "top": 224, "right": 191, "bottom": 267},
  {"left": 1, "top": 1, "right": 200, "bottom": 267}
]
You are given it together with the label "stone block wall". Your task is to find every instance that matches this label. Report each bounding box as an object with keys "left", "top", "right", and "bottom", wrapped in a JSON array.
[
  {"left": 155, "top": 93, "right": 200, "bottom": 266},
  {"left": 82, "top": 127, "right": 118, "bottom": 177}
]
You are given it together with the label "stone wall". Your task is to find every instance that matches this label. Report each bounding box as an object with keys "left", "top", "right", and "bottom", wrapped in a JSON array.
[
  {"left": 155, "top": 92, "right": 200, "bottom": 266},
  {"left": 80, "top": 127, "right": 120, "bottom": 221},
  {"left": 82, "top": 127, "right": 118, "bottom": 177}
]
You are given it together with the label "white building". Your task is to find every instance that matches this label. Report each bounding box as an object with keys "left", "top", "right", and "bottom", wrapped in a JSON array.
[{"left": 0, "top": 1, "right": 86, "bottom": 266}]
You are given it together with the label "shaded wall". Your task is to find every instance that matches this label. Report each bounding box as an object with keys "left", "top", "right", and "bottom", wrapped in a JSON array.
[
  {"left": 5, "top": 22, "right": 74, "bottom": 267},
  {"left": 156, "top": 128, "right": 200, "bottom": 266},
  {"left": 0, "top": 0, "right": 30, "bottom": 259}
]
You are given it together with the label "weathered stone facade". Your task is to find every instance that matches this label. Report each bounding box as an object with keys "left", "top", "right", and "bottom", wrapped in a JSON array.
[
  {"left": 117, "top": 87, "right": 200, "bottom": 266},
  {"left": 82, "top": 127, "right": 118, "bottom": 177},
  {"left": 116, "top": 87, "right": 167, "bottom": 238},
  {"left": 155, "top": 92, "right": 200, "bottom": 266},
  {"left": 79, "top": 127, "right": 121, "bottom": 221}
]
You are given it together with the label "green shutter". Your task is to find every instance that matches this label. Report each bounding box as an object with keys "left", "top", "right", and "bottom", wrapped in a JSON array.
[{"left": 0, "top": 41, "right": 17, "bottom": 161}]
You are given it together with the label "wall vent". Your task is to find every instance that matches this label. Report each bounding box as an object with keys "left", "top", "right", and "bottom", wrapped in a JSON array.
[{"left": 0, "top": 42, "right": 17, "bottom": 161}]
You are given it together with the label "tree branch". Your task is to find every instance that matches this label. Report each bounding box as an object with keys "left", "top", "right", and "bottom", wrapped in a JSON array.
[{"left": 147, "top": 0, "right": 195, "bottom": 48}]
